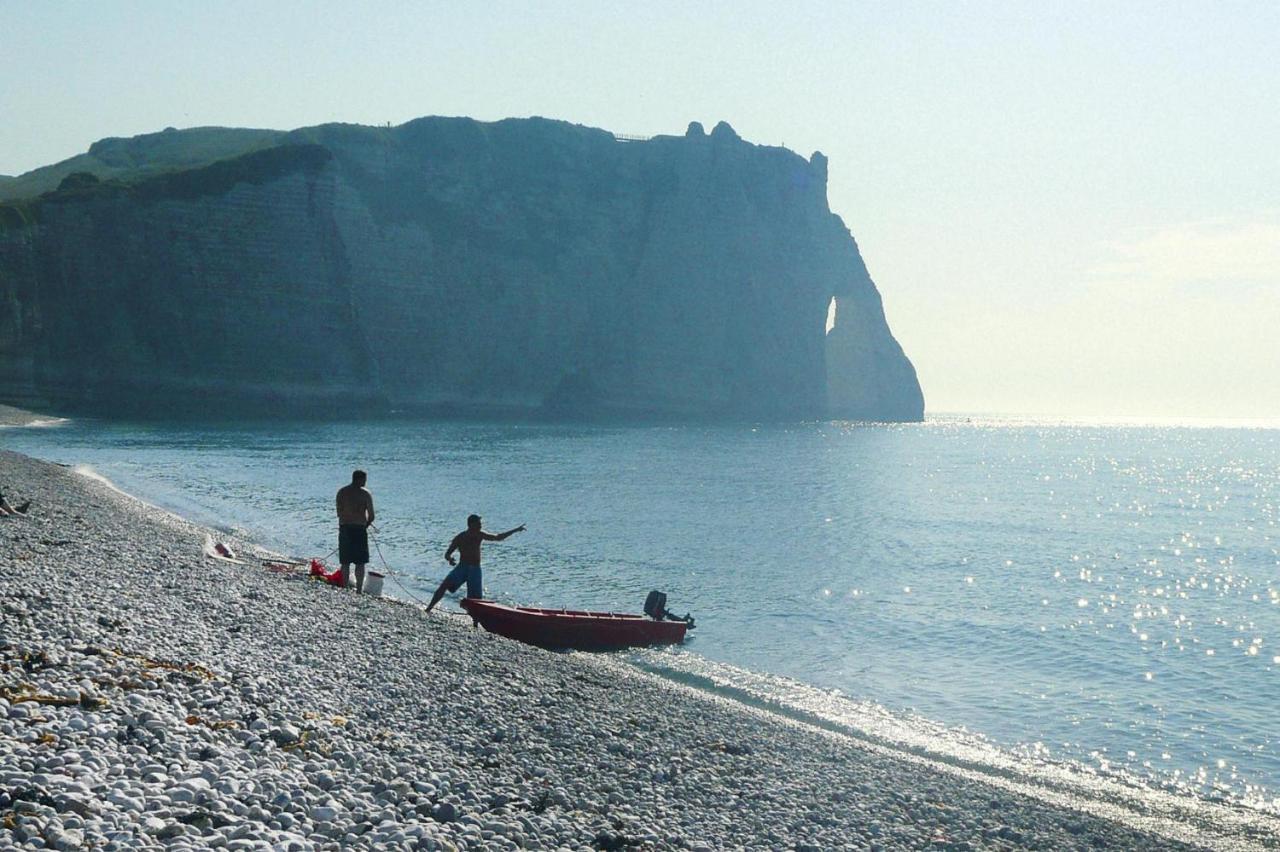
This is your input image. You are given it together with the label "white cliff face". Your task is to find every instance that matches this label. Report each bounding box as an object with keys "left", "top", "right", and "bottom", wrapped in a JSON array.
[{"left": 0, "top": 117, "right": 924, "bottom": 421}]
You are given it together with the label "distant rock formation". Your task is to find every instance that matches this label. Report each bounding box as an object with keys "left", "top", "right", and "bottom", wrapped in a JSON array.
[{"left": 0, "top": 117, "right": 924, "bottom": 421}]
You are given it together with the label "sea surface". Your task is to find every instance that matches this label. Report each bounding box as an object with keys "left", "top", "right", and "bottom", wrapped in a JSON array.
[{"left": 6, "top": 415, "right": 1280, "bottom": 817}]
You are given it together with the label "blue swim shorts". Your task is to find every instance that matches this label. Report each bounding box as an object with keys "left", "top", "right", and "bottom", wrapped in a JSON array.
[{"left": 442, "top": 563, "right": 483, "bottom": 598}]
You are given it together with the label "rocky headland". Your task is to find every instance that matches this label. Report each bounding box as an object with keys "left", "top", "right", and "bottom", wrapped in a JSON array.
[{"left": 0, "top": 118, "right": 923, "bottom": 421}]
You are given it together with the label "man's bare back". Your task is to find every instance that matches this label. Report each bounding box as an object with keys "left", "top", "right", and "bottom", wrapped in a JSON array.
[{"left": 336, "top": 484, "right": 374, "bottom": 526}]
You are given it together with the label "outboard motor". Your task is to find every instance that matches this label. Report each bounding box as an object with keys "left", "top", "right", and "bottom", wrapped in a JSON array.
[{"left": 644, "top": 590, "right": 695, "bottom": 629}]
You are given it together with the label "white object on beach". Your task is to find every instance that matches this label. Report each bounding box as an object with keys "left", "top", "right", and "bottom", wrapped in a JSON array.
[
  {"left": 364, "top": 571, "right": 384, "bottom": 597},
  {"left": 202, "top": 534, "right": 245, "bottom": 564}
]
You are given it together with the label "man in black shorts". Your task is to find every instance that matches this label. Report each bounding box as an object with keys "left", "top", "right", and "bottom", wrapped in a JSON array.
[{"left": 335, "top": 470, "right": 375, "bottom": 592}]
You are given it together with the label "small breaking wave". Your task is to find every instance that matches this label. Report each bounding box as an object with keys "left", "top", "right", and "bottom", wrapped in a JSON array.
[
  {"left": 72, "top": 464, "right": 127, "bottom": 492},
  {"left": 626, "top": 649, "right": 1280, "bottom": 851},
  {"left": 0, "top": 416, "right": 70, "bottom": 429},
  {"left": 71, "top": 464, "right": 226, "bottom": 534}
]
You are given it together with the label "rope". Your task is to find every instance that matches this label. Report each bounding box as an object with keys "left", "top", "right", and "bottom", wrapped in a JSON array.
[
  {"left": 370, "top": 534, "right": 430, "bottom": 605},
  {"left": 368, "top": 530, "right": 469, "bottom": 619},
  {"left": 310, "top": 525, "right": 470, "bottom": 620}
]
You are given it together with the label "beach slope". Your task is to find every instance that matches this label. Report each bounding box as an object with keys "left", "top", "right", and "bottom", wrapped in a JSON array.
[{"left": 0, "top": 449, "right": 1232, "bottom": 850}]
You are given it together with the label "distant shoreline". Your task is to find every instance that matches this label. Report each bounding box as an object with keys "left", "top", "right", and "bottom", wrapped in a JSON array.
[
  {"left": 0, "top": 402, "right": 65, "bottom": 427},
  {"left": 5, "top": 400, "right": 1277, "bottom": 431}
]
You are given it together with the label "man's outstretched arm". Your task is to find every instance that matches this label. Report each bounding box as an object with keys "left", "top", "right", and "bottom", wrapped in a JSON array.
[{"left": 483, "top": 524, "right": 526, "bottom": 542}]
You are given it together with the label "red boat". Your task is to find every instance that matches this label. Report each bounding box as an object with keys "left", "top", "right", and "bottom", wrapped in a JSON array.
[{"left": 460, "top": 597, "right": 692, "bottom": 651}]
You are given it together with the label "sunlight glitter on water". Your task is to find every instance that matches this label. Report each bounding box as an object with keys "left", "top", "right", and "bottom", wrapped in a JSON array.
[{"left": 7, "top": 414, "right": 1280, "bottom": 812}]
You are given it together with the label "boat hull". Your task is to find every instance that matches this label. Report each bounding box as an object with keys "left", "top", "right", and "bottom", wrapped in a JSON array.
[{"left": 460, "top": 599, "right": 688, "bottom": 651}]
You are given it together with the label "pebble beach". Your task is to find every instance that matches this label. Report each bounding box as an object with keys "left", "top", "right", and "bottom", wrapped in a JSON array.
[{"left": 0, "top": 443, "right": 1270, "bottom": 851}]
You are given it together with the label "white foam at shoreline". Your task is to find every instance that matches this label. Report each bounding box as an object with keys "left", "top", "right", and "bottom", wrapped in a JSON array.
[
  {"left": 0, "top": 416, "right": 70, "bottom": 429},
  {"left": 624, "top": 650, "right": 1280, "bottom": 850},
  {"left": 69, "top": 464, "right": 296, "bottom": 566},
  {"left": 72, "top": 463, "right": 126, "bottom": 492},
  {"left": 72, "top": 464, "right": 188, "bottom": 523}
]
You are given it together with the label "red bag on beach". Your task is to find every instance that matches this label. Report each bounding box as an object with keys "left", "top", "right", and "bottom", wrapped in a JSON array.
[{"left": 309, "top": 558, "right": 344, "bottom": 587}]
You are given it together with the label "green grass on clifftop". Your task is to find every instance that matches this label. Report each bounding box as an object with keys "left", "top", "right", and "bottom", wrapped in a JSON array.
[
  {"left": 0, "top": 127, "right": 286, "bottom": 202},
  {"left": 0, "top": 144, "right": 332, "bottom": 233}
]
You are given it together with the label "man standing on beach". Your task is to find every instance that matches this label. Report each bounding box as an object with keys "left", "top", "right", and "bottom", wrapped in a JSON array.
[
  {"left": 425, "top": 514, "right": 525, "bottom": 611},
  {"left": 335, "top": 470, "right": 375, "bottom": 593}
]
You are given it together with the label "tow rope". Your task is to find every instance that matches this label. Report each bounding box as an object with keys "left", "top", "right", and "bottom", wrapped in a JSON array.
[{"left": 369, "top": 529, "right": 470, "bottom": 619}]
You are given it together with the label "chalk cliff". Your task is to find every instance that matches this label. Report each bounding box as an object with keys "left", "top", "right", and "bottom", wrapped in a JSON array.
[{"left": 0, "top": 117, "right": 924, "bottom": 421}]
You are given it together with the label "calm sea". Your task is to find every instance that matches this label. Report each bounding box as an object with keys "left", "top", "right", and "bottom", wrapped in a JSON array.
[{"left": 6, "top": 415, "right": 1280, "bottom": 816}]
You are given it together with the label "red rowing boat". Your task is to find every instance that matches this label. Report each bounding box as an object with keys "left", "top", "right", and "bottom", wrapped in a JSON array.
[{"left": 460, "top": 598, "right": 691, "bottom": 651}]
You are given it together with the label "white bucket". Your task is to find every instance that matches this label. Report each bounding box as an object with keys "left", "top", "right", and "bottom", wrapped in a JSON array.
[{"left": 364, "top": 571, "right": 385, "bottom": 597}]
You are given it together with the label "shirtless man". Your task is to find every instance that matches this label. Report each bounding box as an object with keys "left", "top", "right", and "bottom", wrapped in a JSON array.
[
  {"left": 425, "top": 514, "right": 525, "bottom": 611},
  {"left": 335, "top": 470, "right": 375, "bottom": 592}
]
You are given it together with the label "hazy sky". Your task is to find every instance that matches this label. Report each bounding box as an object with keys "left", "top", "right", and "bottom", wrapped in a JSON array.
[{"left": 4, "top": 1, "right": 1277, "bottom": 418}]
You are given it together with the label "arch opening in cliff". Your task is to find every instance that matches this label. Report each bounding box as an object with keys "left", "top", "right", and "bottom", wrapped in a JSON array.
[{"left": 0, "top": 115, "right": 925, "bottom": 423}]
